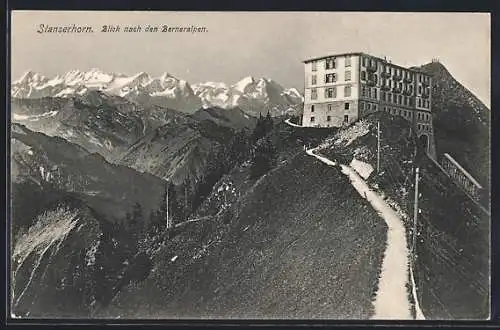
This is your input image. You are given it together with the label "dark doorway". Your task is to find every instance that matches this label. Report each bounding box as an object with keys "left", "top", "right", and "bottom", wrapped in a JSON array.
[{"left": 418, "top": 134, "right": 429, "bottom": 153}]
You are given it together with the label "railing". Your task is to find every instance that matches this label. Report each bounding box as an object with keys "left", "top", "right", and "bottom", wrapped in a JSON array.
[{"left": 393, "top": 74, "right": 403, "bottom": 81}]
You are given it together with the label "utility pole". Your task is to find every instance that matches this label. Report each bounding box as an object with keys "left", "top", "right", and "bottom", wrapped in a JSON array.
[
  {"left": 166, "top": 182, "right": 170, "bottom": 229},
  {"left": 412, "top": 167, "right": 420, "bottom": 258},
  {"left": 377, "top": 121, "right": 381, "bottom": 173}
]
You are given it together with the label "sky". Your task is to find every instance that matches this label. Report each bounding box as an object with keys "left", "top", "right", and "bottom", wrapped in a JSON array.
[{"left": 11, "top": 11, "right": 490, "bottom": 107}]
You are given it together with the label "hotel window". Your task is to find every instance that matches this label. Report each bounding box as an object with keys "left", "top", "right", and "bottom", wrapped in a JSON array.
[
  {"left": 325, "top": 73, "right": 336, "bottom": 83},
  {"left": 387, "top": 93, "right": 391, "bottom": 102},
  {"left": 325, "top": 87, "right": 336, "bottom": 98},
  {"left": 344, "top": 115, "right": 349, "bottom": 123},
  {"left": 373, "top": 88, "right": 378, "bottom": 99},
  {"left": 367, "top": 103, "right": 371, "bottom": 110},
  {"left": 417, "top": 98, "right": 421, "bottom": 107},
  {"left": 311, "top": 75, "right": 317, "bottom": 85},
  {"left": 328, "top": 104, "right": 332, "bottom": 111},
  {"left": 312, "top": 61, "right": 317, "bottom": 71},
  {"left": 311, "top": 105, "right": 315, "bottom": 112},
  {"left": 345, "top": 70, "right": 352, "bottom": 81},
  {"left": 327, "top": 115, "right": 331, "bottom": 122},
  {"left": 344, "top": 85, "right": 352, "bottom": 97},
  {"left": 361, "top": 86, "right": 367, "bottom": 97},
  {"left": 373, "top": 104, "right": 377, "bottom": 111},
  {"left": 345, "top": 102, "right": 350, "bottom": 110},
  {"left": 345, "top": 56, "right": 351, "bottom": 67},
  {"left": 398, "top": 95, "right": 403, "bottom": 104},
  {"left": 362, "top": 57, "right": 367, "bottom": 67},
  {"left": 360, "top": 102, "right": 365, "bottom": 110},
  {"left": 311, "top": 117, "right": 315, "bottom": 123},
  {"left": 361, "top": 71, "right": 366, "bottom": 80},
  {"left": 311, "top": 88, "right": 317, "bottom": 100},
  {"left": 325, "top": 58, "right": 336, "bottom": 70},
  {"left": 393, "top": 94, "right": 397, "bottom": 103}
]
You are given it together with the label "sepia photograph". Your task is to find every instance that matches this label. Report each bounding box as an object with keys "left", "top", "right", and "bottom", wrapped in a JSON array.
[{"left": 9, "top": 11, "right": 491, "bottom": 320}]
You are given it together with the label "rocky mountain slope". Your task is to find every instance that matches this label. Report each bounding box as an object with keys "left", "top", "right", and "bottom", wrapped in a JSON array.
[
  {"left": 412, "top": 62, "right": 490, "bottom": 187},
  {"left": 11, "top": 123, "right": 166, "bottom": 226},
  {"left": 11, "top": 124, "right": 169, "bottom": 318},
  {"left": 118, "top": 117, "right": 236, "bottom": 184},
  {"left": 12, "top": 70, "right": 303, "bottom": 115},
  {"left": 190, "top": 107, "right": 258, "bottom": 131},
  {"left": 11, "top": 198, "right": 153, "bottom": 318},
  {"left": 11, "top": 91, "right": 187, "bottom": 162}
]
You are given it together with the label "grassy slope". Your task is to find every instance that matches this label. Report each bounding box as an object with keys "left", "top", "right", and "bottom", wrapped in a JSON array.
[
  {"left": 414, "top": 157, "right": 489, "bottom": 320},
  {"left": 317, "top": 112, "right": 489, "bottom": 319},
  {"left": 101, "top": 148, "right": 387, "bottom": 319}
]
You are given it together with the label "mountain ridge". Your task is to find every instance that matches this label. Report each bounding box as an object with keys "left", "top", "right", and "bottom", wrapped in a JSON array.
[{"left": 12, "top": 69, "right": 304, "bottom": 116}]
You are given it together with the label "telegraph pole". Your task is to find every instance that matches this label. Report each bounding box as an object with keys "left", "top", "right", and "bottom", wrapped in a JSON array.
[
  {"left": 166, "top": 182, "right": 170, "bottom": 229},
  {"left": 412, "top": 167, "right": 420, "bottom": 258},
  {"left": 377, "top": 121, "right": 381, "bottom": 173}
]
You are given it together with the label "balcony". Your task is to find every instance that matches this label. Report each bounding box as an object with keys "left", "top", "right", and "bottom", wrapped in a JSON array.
[
  {"left": 381, "top": 84, "right": 391, "bottom": 91},
  {"left": 367, "top": 63, "right": 377, "bottom": 72},
  {"left": 366, "top": 79, "right": 377, "bottom": 87},
  {"left": 393, "top": 74, "right": 402, "bottom": 81},
  {"left": 381, "top": 71, "right": 391, "bottom": 78},
  {"left": 403, "top": 88, "right": 413, "bottom": 96}
]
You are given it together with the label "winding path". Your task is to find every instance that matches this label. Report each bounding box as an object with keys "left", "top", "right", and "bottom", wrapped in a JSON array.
[{"left": 306, "top": 147, "right": 425, "bottom": 320}]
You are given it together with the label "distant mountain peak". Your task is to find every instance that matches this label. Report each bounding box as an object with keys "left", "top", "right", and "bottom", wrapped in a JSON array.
[
  {"left": 15, "top": 70, "right": 47, "bottom": 84},
  {"left": 233, "top": 76, "right": 256, "bottom": 93},
  {"left": 413, "top": 61, "right": 451, "bottom": 77},
  {"left": 159, "top": 72, "right": 178, "bottom": 81}
]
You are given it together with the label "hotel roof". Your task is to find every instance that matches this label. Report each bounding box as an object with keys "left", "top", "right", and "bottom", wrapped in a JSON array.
[{"left": 303, "top": 51, "right": 432, "bottom": 75}]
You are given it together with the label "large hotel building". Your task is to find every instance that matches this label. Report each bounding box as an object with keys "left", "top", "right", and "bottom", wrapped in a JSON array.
[{"left": 301, "top": 52, "right": 436, "bottom": 158}]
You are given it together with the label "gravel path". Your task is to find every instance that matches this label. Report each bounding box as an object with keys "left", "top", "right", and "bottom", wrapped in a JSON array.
[{"left": 306, "top": 148, "right": 414, "bottom": 320}]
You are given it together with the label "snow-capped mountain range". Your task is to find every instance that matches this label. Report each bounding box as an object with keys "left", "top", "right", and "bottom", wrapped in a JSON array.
[{"left": 12, "top": 69, "right": 304, "bottom": 115}]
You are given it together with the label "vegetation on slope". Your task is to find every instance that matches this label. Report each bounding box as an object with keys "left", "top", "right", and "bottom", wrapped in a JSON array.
[{"left": 101, "top": 148, "right": 387, "bottom": 319}]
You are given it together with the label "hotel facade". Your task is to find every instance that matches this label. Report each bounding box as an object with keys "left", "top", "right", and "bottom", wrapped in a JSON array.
[{"left": 301, "top": 52, "right": 436, "bottom": 158}]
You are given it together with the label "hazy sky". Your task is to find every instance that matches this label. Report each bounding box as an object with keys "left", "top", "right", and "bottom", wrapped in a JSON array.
[{"left": 11, "top": 11, "right": 490, "bottom": 107}]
